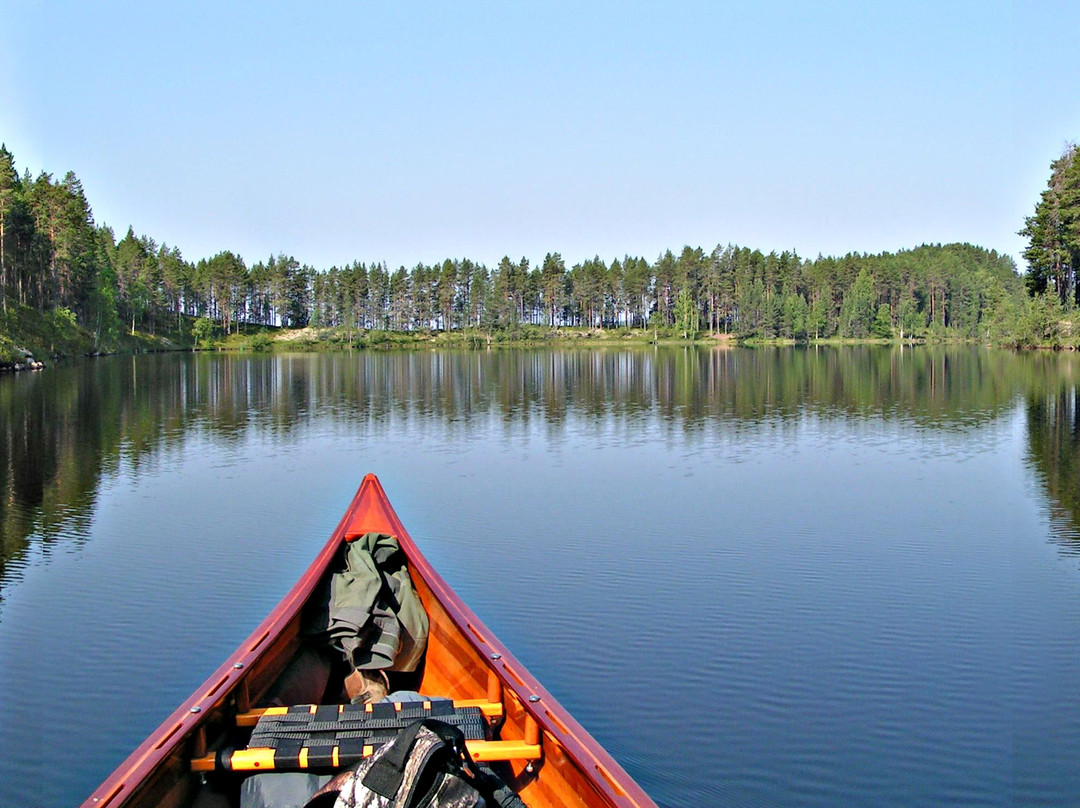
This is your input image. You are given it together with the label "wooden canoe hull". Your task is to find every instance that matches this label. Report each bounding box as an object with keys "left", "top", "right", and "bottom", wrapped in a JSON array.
[{"left": 81, "top": 474, "right": 657, "bottom": 808}]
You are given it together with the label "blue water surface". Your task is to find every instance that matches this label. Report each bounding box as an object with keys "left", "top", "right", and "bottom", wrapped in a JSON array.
[{"left": 0, "top": 347, "right": 1078, "bottom": 807}]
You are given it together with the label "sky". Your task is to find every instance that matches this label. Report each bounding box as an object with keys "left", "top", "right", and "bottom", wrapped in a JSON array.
[{"left": 2, "top": 0, "right": 1078, "bottom": 272}]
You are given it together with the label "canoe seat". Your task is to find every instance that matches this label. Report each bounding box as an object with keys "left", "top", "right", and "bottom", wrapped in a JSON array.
[
  {"left": 250, "top": 700, "right": 487, "bottom": 759},
  {"left": 194, "top": 700, "right": 541, "bottom": 773}
]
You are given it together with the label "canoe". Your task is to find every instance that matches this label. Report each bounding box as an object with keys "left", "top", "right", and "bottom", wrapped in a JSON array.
[{"left": 82, "top": 473, "right": 658, "bottom": 808}]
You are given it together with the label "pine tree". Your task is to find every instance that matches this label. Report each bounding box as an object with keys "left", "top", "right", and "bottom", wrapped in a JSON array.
[
  {"left": 840, "top": 268, "right": 876, "bottom": 337},
  {"left": 1022, "top": 144, "right": 1080, "bottom": 304},
  {"left": 0, "top": 145, "right": 17, "bottom": 313},
  {"left": 871, "top": 304, "right": 893, "bottom": 338},
  {"left": 540, "top": 252, "right": 565, "bottom": 327},
  {"left": 673, "top": 287, "right": 698, "bottom": 339}
]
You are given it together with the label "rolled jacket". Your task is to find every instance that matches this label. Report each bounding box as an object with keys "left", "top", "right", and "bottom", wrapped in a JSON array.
[{"left": 306, "top": 532, "right": 429, "bottom": 672}]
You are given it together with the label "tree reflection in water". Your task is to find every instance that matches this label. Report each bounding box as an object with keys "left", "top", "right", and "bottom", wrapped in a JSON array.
[{"left": 3, "top": 346, "right": 1080, "bottom": 593}]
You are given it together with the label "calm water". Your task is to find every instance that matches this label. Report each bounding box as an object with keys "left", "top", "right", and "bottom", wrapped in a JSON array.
[{"left": 2, "top": 347, "right": 1080, "bottom": 807}]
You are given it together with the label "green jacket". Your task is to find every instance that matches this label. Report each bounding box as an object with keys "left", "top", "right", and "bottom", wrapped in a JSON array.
[{"left": 307, "top": 532, "right": 429, "bottom": 672}]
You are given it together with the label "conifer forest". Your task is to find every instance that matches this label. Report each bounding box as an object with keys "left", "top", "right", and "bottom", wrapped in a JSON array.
[{"left": 5, "top": 141, "right": 1079, "bottom": 351}]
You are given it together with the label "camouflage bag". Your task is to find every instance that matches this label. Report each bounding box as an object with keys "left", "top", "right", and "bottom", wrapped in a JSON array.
[{"left": 307, "top": 719, "right": 524, "bottom": 808}]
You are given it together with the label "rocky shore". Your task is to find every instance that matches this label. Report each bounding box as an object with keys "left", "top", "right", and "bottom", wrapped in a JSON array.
[{"left": 0, "top": 351, "right": 46, "bottom": 373}]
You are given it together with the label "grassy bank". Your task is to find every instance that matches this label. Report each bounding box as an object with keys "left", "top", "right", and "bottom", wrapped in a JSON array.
[
  {"left": 205, "top": 324, "right": 747, "bottom": 352},
  {"left": 9, "top": 306, "right": 1080, "bottom": 369},
  {"left": 0, "top": 305, "right": 96, "bottom": 365},
  {"left": 0, "top": 303, "right": 191, "bottom": 368},
  {"left": 208, "top": 321, "right": 1080, "bottom": 353}
]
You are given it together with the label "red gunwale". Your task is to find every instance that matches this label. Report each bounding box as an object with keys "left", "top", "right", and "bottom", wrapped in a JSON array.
[{"left": 81, "top": 473, "right": 656, "bottom": 808}]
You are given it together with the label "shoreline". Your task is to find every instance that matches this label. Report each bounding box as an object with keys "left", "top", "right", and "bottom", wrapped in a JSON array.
[{"left": 7, "top": 312, "right": 1076, "bottom": 371}]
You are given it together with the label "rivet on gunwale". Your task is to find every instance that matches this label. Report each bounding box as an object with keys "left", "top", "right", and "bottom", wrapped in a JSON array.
[
  {"left": 233, "top": 662, "right": 245, "bottom": 669},
  {"left": 190, "top": 706, "right": 202, "bottom": 714},
  {"left": 491, "top": 653, "right": 502, "bottom": 660},
  {"left": 528, "top": 695, "right": 540, "bottom": 703}
]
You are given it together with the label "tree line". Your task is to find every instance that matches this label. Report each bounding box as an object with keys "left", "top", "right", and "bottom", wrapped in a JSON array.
[{"left": 1, "top": 143, "right": 1028, "bottom": 349}]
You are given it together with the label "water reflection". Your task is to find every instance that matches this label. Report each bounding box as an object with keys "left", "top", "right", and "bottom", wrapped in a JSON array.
[
  {"left": 1023, "top": 355, "right": 1080, "bottom": 553},
  {"left": 3, "top": 346, "right": 1080, "bottom": 591}
]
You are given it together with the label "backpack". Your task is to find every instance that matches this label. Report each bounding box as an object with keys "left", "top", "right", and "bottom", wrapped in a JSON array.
[{"left": 305, "top": 719, "right": 526, "bottom": 808}]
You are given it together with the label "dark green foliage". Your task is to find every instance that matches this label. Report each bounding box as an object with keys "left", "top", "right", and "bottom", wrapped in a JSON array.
[
  {"left": 872, "top": 304, "right": 893, "bottom": 338},
  {"left": 1022, "top": 144, "right": 1080, "bottom": 304},
  {"left": 782, "top": 293, "right": 808, "bottom": 339},
  {"left": 0, "top": 145, "right": 17, "bottom": 314},
  {"left": 840, "top": 268, "right": 877, "bottom": 338},
  {"left": 1009, "top": 293, "right": 1064, "bottom": 349}
]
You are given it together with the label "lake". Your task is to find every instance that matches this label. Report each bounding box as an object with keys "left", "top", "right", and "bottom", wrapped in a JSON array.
[{"left": 1, "top": 346, "right": 1079, "bottom": 807}]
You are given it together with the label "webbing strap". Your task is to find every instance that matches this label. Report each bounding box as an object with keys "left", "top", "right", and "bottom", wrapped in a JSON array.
[
  {"left": 249, "top": 701, "right": 485, "bottom": 752},
  {"left": 360, "top": 720, "right": 431, "bottom": 799}
]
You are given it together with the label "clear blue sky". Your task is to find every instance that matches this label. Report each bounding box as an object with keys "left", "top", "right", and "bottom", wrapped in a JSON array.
[{"left": 2, "top": 1, "right": 1077, "bottom": 272}]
